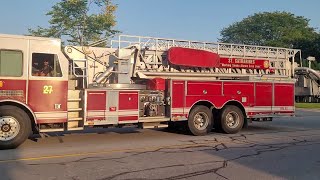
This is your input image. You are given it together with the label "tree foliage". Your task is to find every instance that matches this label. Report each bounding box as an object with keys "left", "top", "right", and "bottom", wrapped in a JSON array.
[
  {"left": 220, "top": 11, "right": 317, "bottom": 48},
  {"left": 29, "top": 0, "right": 118, "bottom": 46},
  {"left": 295, "top": 34, "right": 320, "bottom": 60},
  {"left": 220, "top": 11, "right": 320, "bottom": 67}
]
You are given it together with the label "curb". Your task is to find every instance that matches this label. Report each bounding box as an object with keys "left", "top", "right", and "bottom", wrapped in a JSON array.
[{"left": 296, "top": 108, "right": 320, "bottom": 112}]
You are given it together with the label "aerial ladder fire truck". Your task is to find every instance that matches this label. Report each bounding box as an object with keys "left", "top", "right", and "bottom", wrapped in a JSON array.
[{"left": 0, "top": 34, "right": 300, "bottom": 149}]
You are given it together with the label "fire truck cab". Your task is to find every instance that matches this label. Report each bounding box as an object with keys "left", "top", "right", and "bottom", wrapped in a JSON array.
[{"left": 0, "top": 34, "right": 299, "bottom": 149}]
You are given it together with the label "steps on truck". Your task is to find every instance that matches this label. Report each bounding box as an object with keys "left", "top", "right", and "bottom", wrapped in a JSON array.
[
  {"left": 140, "top": 122, "right": 168, "bottom": 129},
  {"left": 139, "top": 116, "right": 170, "bottom": 122},
  {"left": 68, "top": 77, "right": 78, "bottom": 90},
  {"left": 67, "top": 90, "right": 84, "bottom": 130}
]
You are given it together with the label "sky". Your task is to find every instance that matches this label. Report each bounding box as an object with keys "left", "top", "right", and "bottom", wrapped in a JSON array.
[{"left": 0, "top": 0, "right": 319, "bottom": 42}]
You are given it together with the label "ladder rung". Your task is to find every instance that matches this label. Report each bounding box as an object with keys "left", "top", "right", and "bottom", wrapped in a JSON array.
[
  {"left": 68, "top": 98, "right": 81, "bottom": 102},
  {"left": 68, "top": 117, "right": 83, "bottom": 121},
  {"left": 142, "top": 123, "right": 168, "bottom": 129},
  {"left": 67, "top": 127, "right": 84, "bottom": 131},
  {"left": 68, "top": 108, "right": 82, "bottom": 112},
  {"left": 40, "top": 128, "right": 64, "bottom": 133}
]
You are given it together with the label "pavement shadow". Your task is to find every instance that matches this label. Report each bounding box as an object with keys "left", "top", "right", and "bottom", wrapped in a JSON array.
[
  {"left": 0, "top": 145, "right": 27, "bottom": 180},
  {"left": 3, "top": 109, "right": 319, "bottom": 179}
]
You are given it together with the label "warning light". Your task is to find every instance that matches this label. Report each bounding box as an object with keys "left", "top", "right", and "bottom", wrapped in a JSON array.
[
  {"left": 0, "top": 81, "right": 3, "bottom": 88},
  {"left": 264, "top": 61, "right": 269, "bottom": 68}
]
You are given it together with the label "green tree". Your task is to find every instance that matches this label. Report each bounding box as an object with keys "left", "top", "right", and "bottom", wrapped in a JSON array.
[
  {"left": 220, "top": 11, "right": 317, "bottom": 48},
  {"left": 29, "top": 0, "right": 118, "bottom": 46},
  {"left": 295, "top": 33, "right": 320, "bottom": 61}
]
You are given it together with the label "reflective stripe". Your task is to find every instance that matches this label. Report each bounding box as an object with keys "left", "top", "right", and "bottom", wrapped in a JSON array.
[
  {"left": 171, "top": 108, "right": 184, "bottom": 113},
  {"left": 106, "top": 111, "right": 138, "bottom": 116},
  {"left": 246, "top": 106, "right": 294, "bottom": 112},
  {"left": 87, "top": 110, "right": 139, "bottom": 117},
  {"left": 272, "top": 106, "right": 295, "bottom": 111},
  {"left": 245, "top": 106, "right": 272, "bottom": 112},
  {"left": 35, "top": 111, "right": 67, "bottom": 119}
]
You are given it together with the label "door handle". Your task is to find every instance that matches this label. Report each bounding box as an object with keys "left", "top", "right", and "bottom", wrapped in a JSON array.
[{"left": 54, "top": 104, "right": 61, "bottom": 110}]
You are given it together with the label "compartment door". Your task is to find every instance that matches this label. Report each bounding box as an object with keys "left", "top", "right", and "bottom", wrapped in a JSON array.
[
  {"left": 171, "top": 81, "right": 185, "bottom": 119},
  {"left": 255, "top": 83, "right": 273, "bottom": 113},
  {"left": 118, "top": 91, "right": 139, "bottom": 122}
]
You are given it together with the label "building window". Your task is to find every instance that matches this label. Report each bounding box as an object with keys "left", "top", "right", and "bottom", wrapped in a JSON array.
[
  {"left": 32, "top": 53, "right": 62, "bottom": 77},
  {"left": 0, "top": 50, "right": 23, "bottom": 77}
]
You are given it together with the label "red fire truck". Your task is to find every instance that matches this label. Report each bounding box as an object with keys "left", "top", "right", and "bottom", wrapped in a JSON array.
[{"left": 0, "top": 34, "right": 299, "bottom": 149}]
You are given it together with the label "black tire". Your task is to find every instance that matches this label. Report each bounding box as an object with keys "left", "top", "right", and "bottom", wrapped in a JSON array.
[
  {"left": 188, "top": 105, "right": 213, "bottom": 136},
  {"left": 0, "top": 105, "right": 31, "bottom": 150},
  {"left": 220, "top": 105, "right": 244, "bottom": 134}
]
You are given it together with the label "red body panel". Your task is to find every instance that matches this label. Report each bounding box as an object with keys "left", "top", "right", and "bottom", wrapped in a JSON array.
[
  {"left": 118, "top": 91, "right": 139, "bottom": 122},
  {"left": 86, "top": 90, "right": 106, "bottom": 121},
  {"left": 28, "top": 80, "right": 68, "bottom": 123},
  {"left": 223, "top": 82, "right": 254, "bottom": 97},
  {"left": 274, "top": 83, "right": 294, "bottom": 106},
  {"left": 119, "top": 91, "right": 138, "bottom": 110},
  {"left": 185, "top": 96, "right": 237, "bottom": 108},
  {"left": 87, "top": 91, "right": 106, "bottom": 110},
  {"left": 255, "top": 83, "right": 273, "bottom": 106},
  {"left": 0, "top": 79, "right": 27, "bottom": 103},
  {"left": 28, "top": 80, "right": 68, "bottom": 112},
  {"left": 85, "top": 90, "right": 139, "bottom": 123},
  {"left": 187, "top": 81, "right": 222, "bottom": 96},
  {"left": 172, "top": 81, "right": 185, "bottom": 108},
  {"left": 171, "top": 81, "right": 186, "bottom": 118},
  {"left": 119, "top": 116, "right": 138, "bottom": 121},
  {"left": 168, "top": 47, "right": 220, "bottom": 68},
  {"left": 183, "top": 80, "right": 295, "bottom": 118},
  {"left": 223, "top": 82, "right": 254, "bottom": 105},
  {"left": 147, "top": 78, "right": 165, "bottom": 91},
  {"left": 185, "top": 81, "right": 253, "bottom": 111}
]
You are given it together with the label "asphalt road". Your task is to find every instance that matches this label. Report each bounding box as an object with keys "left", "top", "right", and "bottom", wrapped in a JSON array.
[{"left": 1, "top": 109, "right": 320, "bottom": 180}]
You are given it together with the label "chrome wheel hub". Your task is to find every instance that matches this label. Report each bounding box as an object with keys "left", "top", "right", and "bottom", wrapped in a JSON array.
[
  {"left": 193, "top": 112, "right": 209, "bottom": 130},
  {"left": 0, "top": 116, "right": 20, "bottom": 141},
  {"left": 226, "top": 111, "right": 240, "bottom": 128}
]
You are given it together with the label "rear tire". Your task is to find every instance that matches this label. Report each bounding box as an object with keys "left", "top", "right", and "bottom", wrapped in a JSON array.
[
  {"left": 220, "top": 105, "right": 244, "bottom": 134},
  {"left": 0, "top": 105, "right": 31, "bottom": 149},
  {"left": 188, "top": 105, "right": 213, "bottom": 136}
]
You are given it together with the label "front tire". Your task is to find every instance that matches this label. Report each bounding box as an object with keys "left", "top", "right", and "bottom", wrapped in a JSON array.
[
  {"left": 188, "top": 105, "right": 213, "bottom": 136},
  {"left": 220, "top": 105, "right": 244, "bottom": 134},
  {"left": 0, "top": 105, "right": 31, "bottom": 149}
]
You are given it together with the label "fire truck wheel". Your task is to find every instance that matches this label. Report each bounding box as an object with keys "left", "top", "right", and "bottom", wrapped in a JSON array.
[
  {"left": 188, "top": 105, "right": 213, "bottom": 136},
  {"left": 220, "top": 105, "right": 244, "bottom": 134},
  {"left": 0, "top": 105, "right": 32, "bottom": 149}
]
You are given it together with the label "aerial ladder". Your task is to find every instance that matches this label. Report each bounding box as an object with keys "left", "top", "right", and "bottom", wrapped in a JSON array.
[{"left": 65, "top": 34, "right": 301, "bottom": 88}]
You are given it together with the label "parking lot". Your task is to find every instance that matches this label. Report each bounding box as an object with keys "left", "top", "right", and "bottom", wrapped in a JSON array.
[{"left": 1, "top": 109, "right": 320, "bottom": 180}]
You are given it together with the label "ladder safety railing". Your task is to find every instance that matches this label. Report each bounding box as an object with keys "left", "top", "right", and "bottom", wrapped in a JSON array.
[
  {"left": 110, "top": 35, "right": 300, "bottom": 78},
  {"left": 111, "top": 35, "right": 299, "bottom": 59},
  {"left": 72, "top": 59, "right": 88, "bottom": 78}
]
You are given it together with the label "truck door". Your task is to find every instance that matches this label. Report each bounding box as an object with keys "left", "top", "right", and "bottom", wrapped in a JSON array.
[
  {"left": 28, "top": 45, "right": 68, "bottom": 124},
  {"left": 255, "top": 83, "right": 273, "bottom": 114},
  {"left": 171, "top": 80, "right": 185, "bottom": 120}
]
